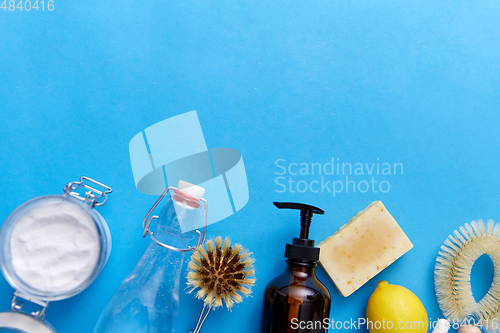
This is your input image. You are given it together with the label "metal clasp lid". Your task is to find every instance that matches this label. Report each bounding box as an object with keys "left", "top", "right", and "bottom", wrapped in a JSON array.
[
  {"left": 63, "top": 176, "right": 112, "bottom": 208},
  {"left": 10, "top": 292, "right": 49, "bottom": 321},
  {"left": 142, "top": 186, "right": 208, "bottom": 253}
]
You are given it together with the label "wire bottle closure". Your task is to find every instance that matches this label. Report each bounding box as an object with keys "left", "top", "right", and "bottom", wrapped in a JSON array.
[
  {"left": 63, "top": 176, "right": 113, "bottom": 208},
  {"left": 142, "top": 186, "right": 208, "bottom": 253}
]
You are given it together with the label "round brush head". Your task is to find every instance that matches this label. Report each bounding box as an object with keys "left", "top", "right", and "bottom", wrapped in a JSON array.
[
  {"left": 435, "top": 219, "right": 500, "bottom": 332},
  {"left": 187, "top": 236, "right": 256, "bottom": 309}
]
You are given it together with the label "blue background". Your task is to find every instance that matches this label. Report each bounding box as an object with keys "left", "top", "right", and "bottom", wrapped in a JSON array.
[{"left": 1, "top": 0, "right": 499, "bottom": 332}]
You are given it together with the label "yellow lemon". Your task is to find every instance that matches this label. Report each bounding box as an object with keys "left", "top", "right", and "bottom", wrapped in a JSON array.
[{"left": 366, "top": 280, "right": 428, "bottom": 333}]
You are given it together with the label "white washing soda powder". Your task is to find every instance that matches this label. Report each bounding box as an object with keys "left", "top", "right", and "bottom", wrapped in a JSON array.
[{"left": 10, "top": 201, "right": 101, "bottom": 293}]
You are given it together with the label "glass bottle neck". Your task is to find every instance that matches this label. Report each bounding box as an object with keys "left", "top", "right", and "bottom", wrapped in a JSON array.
[
  {"left": 153, "top": 197, "right": 198, "bottom": 246},
  {"left": 286, "top": 260, "right": 317, "bottom": 277}
]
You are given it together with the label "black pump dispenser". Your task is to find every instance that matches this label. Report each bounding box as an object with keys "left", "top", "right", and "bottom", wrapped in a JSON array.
[
  {"left": 262, "top": 202, "right": 331, "bottom": 333},
  {"left": 273, "top": 202, "right": 324, "bottom": 262}
]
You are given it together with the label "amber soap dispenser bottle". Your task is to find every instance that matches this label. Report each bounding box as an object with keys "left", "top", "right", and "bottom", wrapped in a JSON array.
[{"left": 262, "top": 202, "right": 331, "bottom": 333}]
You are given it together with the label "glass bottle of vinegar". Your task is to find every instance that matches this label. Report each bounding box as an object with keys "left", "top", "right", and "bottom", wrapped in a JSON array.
[{"left": 94, "top": 181, "right": 207, "bottom": 333}]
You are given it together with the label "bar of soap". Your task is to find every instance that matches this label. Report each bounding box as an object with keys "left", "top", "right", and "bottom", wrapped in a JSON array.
[{"left": 318, "top": 201, "right": 413, "bottom": 297}]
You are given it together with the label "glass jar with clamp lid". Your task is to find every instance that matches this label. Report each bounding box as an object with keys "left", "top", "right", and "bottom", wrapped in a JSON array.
[{"left": 0, "top": 177, "right": 113, "bottom": 333}]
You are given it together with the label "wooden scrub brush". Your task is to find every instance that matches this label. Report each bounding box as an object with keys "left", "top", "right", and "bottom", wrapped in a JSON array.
[
  {"left": 187, "top": 236, "right": 255, "bottom": 333},
  {"left": 435, "top": 220, "right": 500, "bottom": 333}
]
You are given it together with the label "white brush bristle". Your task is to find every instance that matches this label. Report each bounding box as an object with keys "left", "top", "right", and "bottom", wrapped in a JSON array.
[{"left": 435, "top": 220, "right": 500, "bottom": 332}]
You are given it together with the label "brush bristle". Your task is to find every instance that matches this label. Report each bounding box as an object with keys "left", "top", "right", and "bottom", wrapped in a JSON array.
[
  {"left": 434, "top": 219, "right": 500, "bottom": 332},
  {"left": 187, "top": 237, "right": 256, "bottom": 309}
]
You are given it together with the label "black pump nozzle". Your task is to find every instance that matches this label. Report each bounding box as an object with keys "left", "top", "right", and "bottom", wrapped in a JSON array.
[
  {"left": 273, "top": 202, "right": 324, "bottom": 239},
  {"left": 274, "top": 202, "right": 325, "bottom": 262}
]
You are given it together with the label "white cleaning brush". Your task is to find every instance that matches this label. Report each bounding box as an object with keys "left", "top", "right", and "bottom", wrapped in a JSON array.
[{"left": 434, "top": 219, "right": 500, "bottom": 332}]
